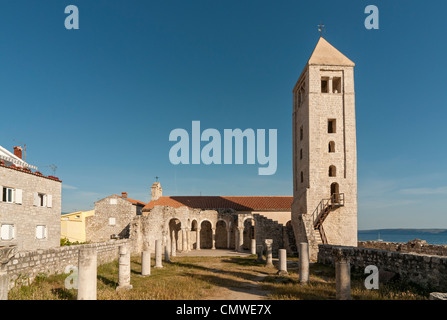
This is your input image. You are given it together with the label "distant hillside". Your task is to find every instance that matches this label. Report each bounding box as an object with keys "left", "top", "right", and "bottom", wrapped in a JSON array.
[{"left": 359, "top": 229, "right": 447, "bottom": 234}]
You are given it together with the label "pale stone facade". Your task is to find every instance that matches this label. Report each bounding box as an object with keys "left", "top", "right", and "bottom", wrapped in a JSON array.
[
  {"left": 85, "top": 193, "right": 144, "bottom": 243},
  {"left": 0, "top": 164, "right": 62, "bottom": 251},
  {"left": 291, "top": 37, "right": 358, "bottom": 261}
]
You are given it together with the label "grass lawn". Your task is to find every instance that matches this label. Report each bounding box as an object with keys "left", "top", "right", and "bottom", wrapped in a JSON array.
[{"left": 7, "top": 254, "right": 429, "bottom": 300}]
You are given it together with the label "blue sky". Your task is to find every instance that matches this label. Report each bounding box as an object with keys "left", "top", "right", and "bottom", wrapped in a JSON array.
[{"left": 1, "top": 1, "right": 446, "bottom": 229}]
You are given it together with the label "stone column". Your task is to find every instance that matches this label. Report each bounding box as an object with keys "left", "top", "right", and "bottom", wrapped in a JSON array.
[
  {"left": 234, "top": 228, "right": 238, "bottom": 250},
  {"left": 187, "top": 228, "right": 191, "bottom": 251},
  {"left": 77, "top": 247, "right": 97, "bottom": 300},
  {"left": 264, "top": 239, "right": 273, "bottom": 267},
  {"left": 182, "top": 228, "right": 187, "bottom": 252},
  {"left": 211, "top": 228, "right": 216, "bottom": 250},
  {"left": 163, "top": 235, "right": 170, "bottom": 262},
  {"left": 141, "top": 251, "right": 151, "bottom": 276},
  {"left": 116, "top": 245, "right": 133, "bottom": 291},
  {"left": 171, "top": 230, "right": 177, "bottom": 257},
  {"left": 0, "top": 272, "right": 8, "bottom": 300},
  {"left": 278, "top": 249, "right": 288, "bottom": 276},
  {"left": 334, "top": 249, "right": 351, "bottom": 300},
  {"left": 329, "top": 76, "right": 333, "bottom": 94},
  {"left": 250, "top": 239, "right": 256, "bottom": 255},
  {"left": 196, "top": 227, "right": 201, "bottom": 250},
  {"left": 155, "top": 240, "right": 163, "bottom": 268},
  {"left": 256, "top": 244, "right": 264, "bottom": 262},
  {"left": 238, "top": 227, "right": 244, "bottom": 252},
  {"left": 226, "top": 228, "right": 231, "bottom": 249},
  {"left": 299, "top": 242, "right": 309, "bottom": 284}
]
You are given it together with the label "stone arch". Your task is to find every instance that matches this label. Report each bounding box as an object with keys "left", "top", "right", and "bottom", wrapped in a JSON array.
[
  {"left": 200, "top": 220, "right": 213, "bottom": 249},
  {"left": 215, "top": 220, "right": 228, "bottom": 249},
  {"left": 242, "top": 217, "right": 256, "bottom": 250},
  {"left": 168, "top": 217, "right": 182, "bottom": 255}
]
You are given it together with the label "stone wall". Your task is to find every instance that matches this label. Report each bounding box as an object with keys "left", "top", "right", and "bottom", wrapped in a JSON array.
[
  {"left": 0, "top": 239, "right": 134, "bottom": 289},
  {"left": 358, "top": 240, "right": 447, "bottom": 256},
  {"left": 253, "top": 214, "right": 285, "bottom": 257},
  {"left": 318, "top": 244, "right": 447, "bottom": 292}
]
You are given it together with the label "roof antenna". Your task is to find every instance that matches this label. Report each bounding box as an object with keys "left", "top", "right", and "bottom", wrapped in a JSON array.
[
  {"left": 155, "top": 176, "right": 159, "bottom": 182},
  {"left": 13, "top": 139, "right": 27, "bottom": 162},
  {"left": 42, "top": 164, "right": 58, "bottom": 176}
]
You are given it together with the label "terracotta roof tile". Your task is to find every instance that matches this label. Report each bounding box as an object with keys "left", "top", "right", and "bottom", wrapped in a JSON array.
[
  {"left": 114, "top": 195, "right": 146, "bottom": 207},
  {"left": 142, "top": 196, "right": 293, "bottom": 212}
]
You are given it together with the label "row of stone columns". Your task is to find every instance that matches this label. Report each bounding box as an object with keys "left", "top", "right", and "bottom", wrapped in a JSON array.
[{"left": 77, "top": 240, "right": 170, "bottom": 300}]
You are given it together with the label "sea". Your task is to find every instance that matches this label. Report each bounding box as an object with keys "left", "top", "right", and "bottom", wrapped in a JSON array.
[{"left": 358, "top": 229, "right": 447, "bottom": 245}]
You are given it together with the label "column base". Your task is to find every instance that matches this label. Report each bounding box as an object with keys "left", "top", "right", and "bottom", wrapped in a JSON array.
[{"left": 116, "top": 284, "right": 133, "bottom": 291}]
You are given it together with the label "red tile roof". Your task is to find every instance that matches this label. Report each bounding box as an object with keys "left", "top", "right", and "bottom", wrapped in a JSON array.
[
  {"left": 142, "top": 196, "right": 293, "bottom": 212},
  {"left": 114, "top": 195, "right": 146, "bottom": 207}
]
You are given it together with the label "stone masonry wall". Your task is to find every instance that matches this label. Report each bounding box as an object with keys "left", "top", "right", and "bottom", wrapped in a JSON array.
[
  {"left": 253, "top": 214, "right": 284, "bottom": 258},
  {"left": 0, "top": 239, "right": 134, "bottom": 289},
  {"left": 318, "top": 244, "right": 447, "bottom": 292},
  {"left": 358, "top": 240, "right": 447, "bottom": 256}
]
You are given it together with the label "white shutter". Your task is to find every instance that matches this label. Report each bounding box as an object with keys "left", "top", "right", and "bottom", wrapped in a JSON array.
[
  {"left": 47, "top": 194, "right": 53, "bottom": 208},
  {"left": 0, "top": 186, "right": 3, "bottom": 202},
  {"left": 33, "top": 192, "right": 39, "bottom": 206},
  {"left": 36, "top": 225, "right": 45, "bottom": 239},
  {"left": 44, "top": 226, "right": 48, "bottom": 238},
  {"left": 15, "top": 189, "right": 23, "bottom": 204},
  {"left": 1, "top": 225, "right": 8, "bottom": 240},
  {"left": 42, "top": 195, "right": 47, "bottom": 207},
  {"left": 1, "top": 225, "right": 14, "bottom": 240}
]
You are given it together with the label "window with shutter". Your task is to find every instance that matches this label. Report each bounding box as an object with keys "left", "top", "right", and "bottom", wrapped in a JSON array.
[
  {"left": 1, "top": 224, "right": 14, "bottom": 241},
  {"left": 36, "top": 225, "right": 46, "bottom": 239},
  {"left": 2, "top": 187, "right": 14, "bottom": 203}
]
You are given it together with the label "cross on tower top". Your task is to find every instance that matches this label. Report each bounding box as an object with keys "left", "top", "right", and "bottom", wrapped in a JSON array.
[
  {"left": 317, "top": 23, "right": 325, "bottom": 37},
  {"left": 155, "top": 176, "right": 159, "bottom": 182}
]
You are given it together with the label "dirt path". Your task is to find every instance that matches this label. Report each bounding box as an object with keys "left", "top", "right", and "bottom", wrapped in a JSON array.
[
  {"left": 204, "top": 273, "right": 270, "bottom": 300},
  {"left": 176, "top": 249, "right": 276, "bottom": 300}
]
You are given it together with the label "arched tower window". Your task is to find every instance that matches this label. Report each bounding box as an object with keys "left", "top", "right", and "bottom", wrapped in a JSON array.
[
  {"left": 329, "top": 165, "right": 336, "bottom": 177},
  {"left": 300, "top": 171, "right": 304, "bottom": 183},
  {"left": 329, "top": 141, "right": 335, "bottom": 153},
  {"left": 330, "top": 183, "right": 340, "bottom": 203}
]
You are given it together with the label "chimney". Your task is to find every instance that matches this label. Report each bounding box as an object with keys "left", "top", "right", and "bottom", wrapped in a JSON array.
[
  {"left": 121, "top": 192, "right": 128, "bottom": 199},
  {"left": 151, "top": 182, "right": 162, "bottom": 201},
  {"left": 13, "top": 146, "right": 23, "bottom": 160}
]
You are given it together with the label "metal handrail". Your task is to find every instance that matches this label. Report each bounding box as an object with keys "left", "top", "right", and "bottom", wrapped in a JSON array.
[{"left": 311, "top": 193, "right": 345, "bottom": 226}]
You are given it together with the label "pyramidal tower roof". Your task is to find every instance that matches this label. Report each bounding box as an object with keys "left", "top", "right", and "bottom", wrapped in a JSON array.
[{"left": 307, "top": 37, "right": 355, "bottom": 67}]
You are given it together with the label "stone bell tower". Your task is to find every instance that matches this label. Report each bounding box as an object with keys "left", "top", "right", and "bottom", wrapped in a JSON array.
[{"left": 291, "top": 37, "right": 358, "bottom": 261}]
